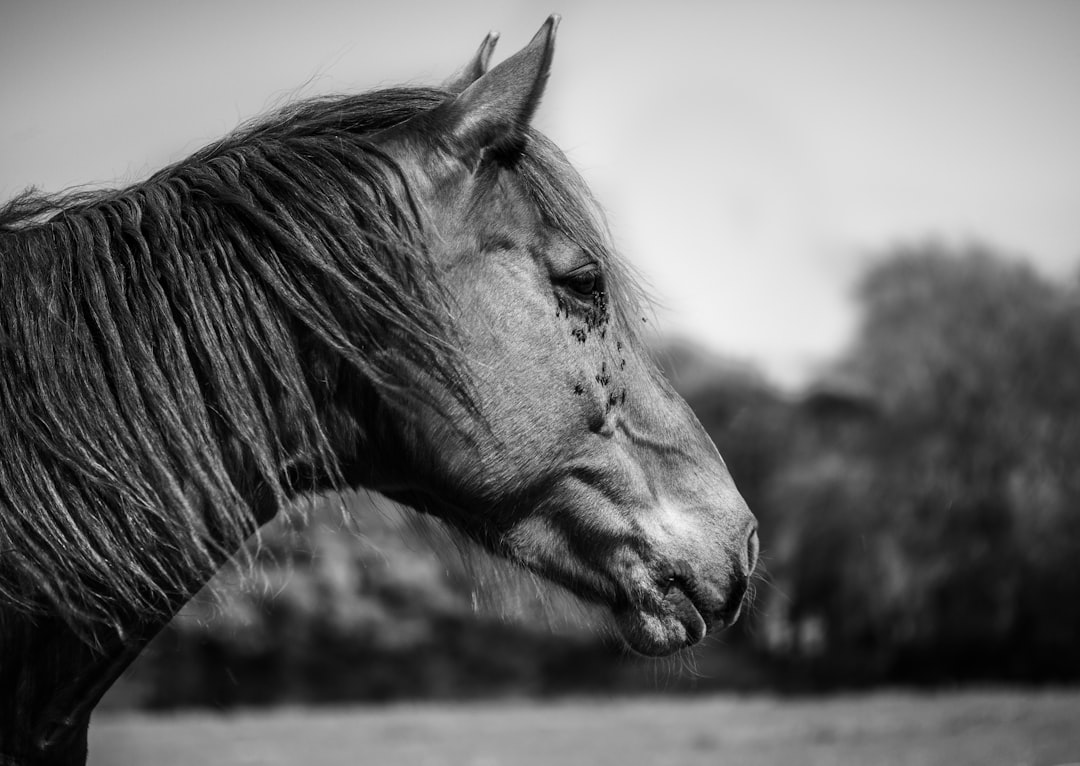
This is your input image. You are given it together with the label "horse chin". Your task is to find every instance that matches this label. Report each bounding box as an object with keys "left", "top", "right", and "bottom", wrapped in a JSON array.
[{"left": 613, "top": 590, "right": 708, "bottom": 657}]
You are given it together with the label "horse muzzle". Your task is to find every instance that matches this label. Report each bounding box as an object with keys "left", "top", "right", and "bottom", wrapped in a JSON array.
[{"left": 613, "top": 522, "right": 759, "bottom": 656}]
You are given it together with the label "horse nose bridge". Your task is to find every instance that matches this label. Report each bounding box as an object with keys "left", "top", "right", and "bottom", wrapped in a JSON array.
[
  {"left": 657, "top": 454, "right": 753, "bottom": 536},
  {"left": 613, "top": 408, "right": 737, "bottom": 502},
  {"left": 639, "top": 493, "right": 753, "bottom": 571},
  {"left": 601, "top": 375, "right": 756, "bottom": 562}
]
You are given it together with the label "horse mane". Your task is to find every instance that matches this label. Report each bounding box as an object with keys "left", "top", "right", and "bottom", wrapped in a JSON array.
[{"left": 0, "top": 86, "right": 648, "bottom": 636}]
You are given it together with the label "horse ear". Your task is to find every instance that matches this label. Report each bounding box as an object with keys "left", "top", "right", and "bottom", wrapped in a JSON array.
[
  {"left": 440, "top": 15, "right": 559, "bottom": 158},
  {"left": 443, "top": 31, "right": 500, "bottom": 94}
]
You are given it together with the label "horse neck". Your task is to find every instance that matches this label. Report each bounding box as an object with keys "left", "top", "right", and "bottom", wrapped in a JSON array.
[
  {"left": 0, "top": 216, "right": 383, "bottom": 763},
  {"left": 0, "top": 415, "right": 373, "bottom": 765},
  {"left": 0, "top": 609, "right": 140, "bottom": 766},
  {"left": 0, "top": 543, "right": 262, "bottom": 766}
]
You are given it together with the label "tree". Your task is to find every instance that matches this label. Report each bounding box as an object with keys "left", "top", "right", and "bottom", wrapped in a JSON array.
[{"left": 766, "top": 243, "right": 1080, "bottom": 682}]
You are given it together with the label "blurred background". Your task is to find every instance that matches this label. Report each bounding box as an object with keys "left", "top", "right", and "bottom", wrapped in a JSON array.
[{"left": 3, "top": 1, "right": 1079, "bottom": 763}]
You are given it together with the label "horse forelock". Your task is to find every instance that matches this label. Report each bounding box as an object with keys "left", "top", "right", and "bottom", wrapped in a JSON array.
[{"left": 0, "top": 84, "right": 652, "bottom": 634}]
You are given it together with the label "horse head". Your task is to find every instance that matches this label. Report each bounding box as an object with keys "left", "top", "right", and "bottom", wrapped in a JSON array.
[
  {"left": 359, "top": 17, "right": 759, "bottom": 656},
  {"left": 0, "top": 18, "right": 763, "bottom": 764}
]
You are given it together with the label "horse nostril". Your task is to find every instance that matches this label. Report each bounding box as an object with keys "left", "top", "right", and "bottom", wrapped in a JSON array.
[
  {"left": 718, "top": 574, "right": 749, "bottom": 628},
  {"left": 657, "top": 559, "right": 695, "bottom": 596},
  {"left": 746, "top": 524, "right": 760, "bottom": 574}
]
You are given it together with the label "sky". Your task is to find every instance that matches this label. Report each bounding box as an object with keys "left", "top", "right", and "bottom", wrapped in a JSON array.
[{"left": 3, "top": 0, "right": 1079, "bottom": 388}]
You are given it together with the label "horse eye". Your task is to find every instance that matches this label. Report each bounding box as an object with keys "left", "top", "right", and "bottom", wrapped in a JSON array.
[{"left": 566, "top": 269, "right": 602, "bottom": 297}]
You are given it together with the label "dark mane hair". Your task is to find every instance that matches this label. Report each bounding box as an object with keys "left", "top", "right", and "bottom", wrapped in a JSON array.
[{"left": 0, "top": 86, "right": 647, "bottom": 634}]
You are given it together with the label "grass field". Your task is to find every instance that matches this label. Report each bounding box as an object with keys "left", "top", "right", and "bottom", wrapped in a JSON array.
[{"left": 89, "top": 690, "right": 1080, "bottom": 766}]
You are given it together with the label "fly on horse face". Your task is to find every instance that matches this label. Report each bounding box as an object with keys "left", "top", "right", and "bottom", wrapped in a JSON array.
[{"left": 0, "top": 16, "right": 757, "bottom": 765}]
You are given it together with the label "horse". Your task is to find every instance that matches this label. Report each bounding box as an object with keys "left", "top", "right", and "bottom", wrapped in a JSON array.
[{"left": 0, "top": 17, "right": 758, "bottom": 765}]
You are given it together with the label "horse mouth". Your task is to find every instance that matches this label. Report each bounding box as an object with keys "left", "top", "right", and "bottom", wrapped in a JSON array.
[
  {"left": 612, "top": 569, "right": 721, "bottom": 657},
  {"left": 499, "top": 520, "right": 751, "bottom": 657},
  {"left": 613, "top": 596, "right": 705, "bottom": 657}
]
